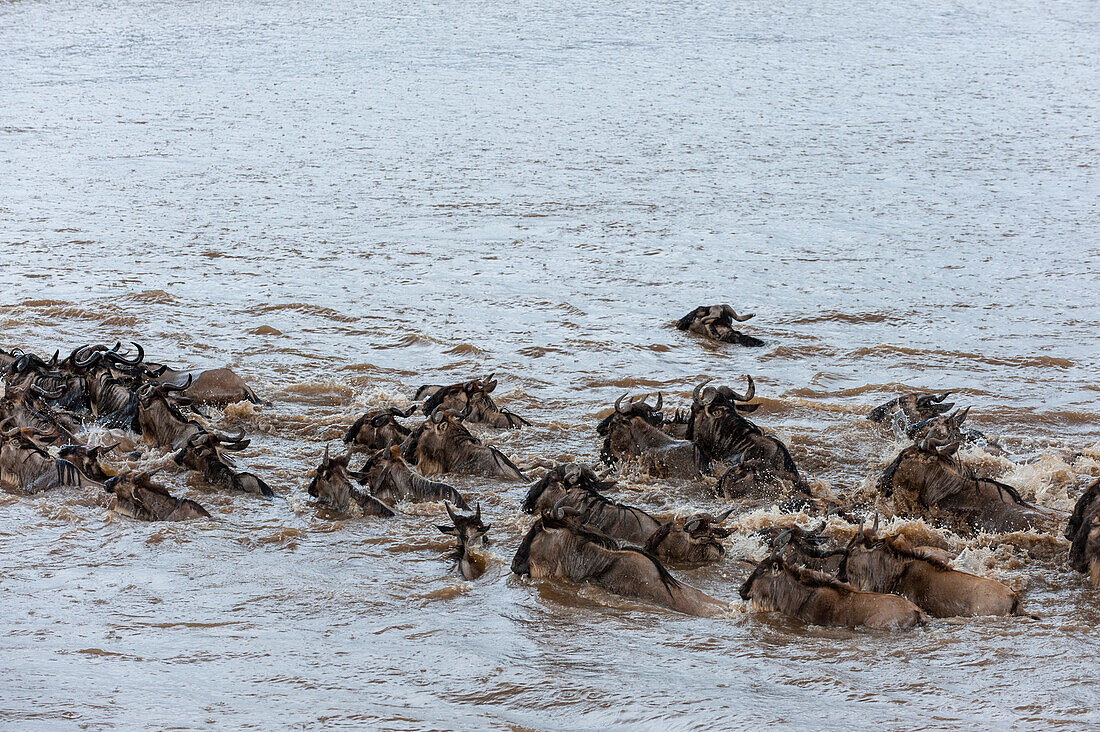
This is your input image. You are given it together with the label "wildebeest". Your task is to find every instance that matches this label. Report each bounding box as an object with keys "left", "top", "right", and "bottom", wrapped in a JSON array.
[
  {"left": 868, "top": 391, "right": 954, "bottom": 429},
  {"left": 0, "top": 426, "right": 85, "bottom": 493},
  {"left": 756, "top": 523, "right": 848, "bottom": 574},
  {"left": 739, "top": 550, "right": 926, "bottom": 629},
  {"left": 306, "top": 446, "right": 395, "bottom": 516},
  {"left": 906, "top": 406, "right": 1003, "bottom": 456},
  {"left": 0, "top": 385, "right": 80, "bottom": 445},
  {"left": 403, "top": 410, "right": 526, "bottom": 481},
  {"left": 645, "top": 510, "right": 733, "bottom": 565},
  {"left": 878, "top": 431, "right": 1064, "bottom": 534},
  {"left": 838, "top": 523, "right": 1023, "bottom": 617},
  {"left": 172, "top": 432, "right": 273, "bottom": 497},
  {"left": 512, "top": 510, "right": 728, "bottom": 617},
  {"left": 343, "top": 405, "right": 417, "bottom": 450},
  {"left": 436, "top": 501, "right": 490, "bottom": 580},
  {"left": 358, "top": 445, "right": 469, "bottom": 508},
  {"left": 597, "top": 394, "right": 703, "bottom": 479},
  {"left": 137, "top": 378, "right": 250, "bottom": 451},
  {"left": 156, "top": 367, "right": 261, "bottom": 406},
  {"left": 688, "top": 376, "right": 804, "bottom": 498},
  {"left": 57, "top": 443, "right": 120, "bottom": 483},
  {"left": 104, "top": 471, "right": 211, "bottom": 521},
  {"left": 1066, "top": 478, "right": 1100, "bottom": 586},
  {"left": 675, "top": 305, "right": 764, "bottom": 347},
  {"left": 415, "top": 374, "right": 528, "bottom": 428}
]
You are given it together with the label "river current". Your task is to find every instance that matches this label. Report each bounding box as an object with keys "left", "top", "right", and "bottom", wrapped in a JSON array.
[{"left": 1, "top": 0, "right": 1099, "bottom": 728}]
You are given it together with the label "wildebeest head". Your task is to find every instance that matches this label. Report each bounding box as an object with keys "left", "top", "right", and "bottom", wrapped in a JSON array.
[
  {"left": 405, "top": 409, "right": 526, "bottom": 480},
  {"left": 421, "top": 374, "right": 528, "bottom": 429},
  {"left": 907, "top": 407, "right": 971, "bottom": 448},
  {"left": 57, "top": 443, "right": 120, "bottom": 482},
  {"left": 646, "top": 509, "right": 733, "bottom": 565},
  {"left": 104, "top": 470, "right": 211, "bottom": 521},
  {"left": 676, "top": 305, "right": 762, "bottom": 346},
  {"left": 436, "top": 501, "right": 490, "bottom": 560},
  {"left": 687, "top": 375, "right": 762, "bottom": 455},
  {"left": 596, "top": 392, "right": 665, "bottom": 437},
  {"left": 522, "top": 462, "right": 616, "bottom": 514},
  {"left": 307, "top": 445, "right": 395, "bottom": 516},
  {"left": 343, "top": 405, "right": 416, "bottom": 449},
  {"left": 868, "top": 391, "right": 954, "bottom": 426}
]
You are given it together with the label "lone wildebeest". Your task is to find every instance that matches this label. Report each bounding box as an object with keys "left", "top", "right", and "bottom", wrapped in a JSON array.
[{"left": 676, "top": 305, "right": 764, "bottom": 347}]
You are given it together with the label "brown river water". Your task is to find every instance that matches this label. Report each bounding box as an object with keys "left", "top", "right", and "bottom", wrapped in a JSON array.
[{"left": 2, "top": 0, "right": 1099, "bottom": 728}]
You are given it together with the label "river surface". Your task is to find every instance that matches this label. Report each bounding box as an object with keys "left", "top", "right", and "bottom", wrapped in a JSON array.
[{"left": 2, "top": 0, "right": 1099, "bottom": 728}]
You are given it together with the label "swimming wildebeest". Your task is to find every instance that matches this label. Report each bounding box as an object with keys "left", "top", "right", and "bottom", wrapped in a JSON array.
[
  {"left": 402, "top": 409, "right": 526, "bottom": 481},
  {"left": 104, "top": 471, "right": 211, "bottom": 521},
  {"left": 868, "top": 391, "right": 954, "bottom": 430},
  {"left": 675, "top": 305, "right": 764, "bottom": 347},
  {"left": 878, "top": 430, "right": 1064, "bottom": 534},
  {"left": 1066, "top": 478, "right": 1100, "bottom": 586},
  {"left": 414, "top": 374, "right": 528, "bottom": 428},
  {"left": 172, "top": 432, "right": 273, "bottom": 497},
  {"left": 0, "top": 426, "right": 85, "bottom": 493},
  {"left": 436, "top": 501, "right": 490, "bottom": 580},
  {"left": 512, "top": 508, "right": 728, "bottom": 617},
  {"left": 739, "top": 545, "right": 926, "bottom": 629},
  {"left": 57, "top": 443, "right": 120, "bottom": 483},
  {"left": 839, "top": 522, "right": 1024, "bottom": 617},
  {"left": 755, "top": 522, "right": 848, "bottom": 574},
  {"left": 596, "top": 394, "right": 704, "bottom": 479},
  {"left": 906, "top": 406, "right": 1003, "bottom": 456},
  {"left": 687, "top": 376, "right": 805, "bottom": 500},
  {"left": 306, "top": 446, "right": 396, "bottom": 516},
  {"left": 137, "top": 378, "right": 251, "bottom": 451},
  {"left": 521, "top": 462, "right": 730, "bottom": 564},
  {"left": 358, "top": 445, "right": 469, "bottom": 509},
  {"left": 343, "top": 406, "right": 417, "bottom": 450}
]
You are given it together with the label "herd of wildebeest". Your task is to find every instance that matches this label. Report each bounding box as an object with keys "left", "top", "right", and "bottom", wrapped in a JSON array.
[{"left": 3, "top": 304, "right": 1099, "bottom": 629}]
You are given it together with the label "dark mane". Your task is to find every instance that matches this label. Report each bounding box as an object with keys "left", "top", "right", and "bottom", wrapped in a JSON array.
[
  {"left": 1067, "top": 478, "right": 1100, "bottom": 541},
  {"left": 876, "top": 449, "right": 907, "bottom": 497}
]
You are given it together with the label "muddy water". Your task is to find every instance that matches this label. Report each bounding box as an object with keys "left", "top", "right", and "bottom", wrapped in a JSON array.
[{"left": 2, "top": 0, "right": 1100, "bottom": 727}]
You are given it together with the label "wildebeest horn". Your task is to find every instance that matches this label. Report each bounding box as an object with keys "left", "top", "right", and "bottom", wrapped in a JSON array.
[
  {"left": 30, "top": 384, "right": 64, "bottom": 400},
  {"left": 48, "top": 350, "right": 59, "bottom": 368},
  {"left": 722, "top": 304, "right": 755, "bottom": 322},
  {"left": 872, "top": 513, "right": 880, "bottom": 533},
  {"left": 727, "top": 374, "right": 755, "bottom": 402},
  {"left": 474, "top": 502, "right": 481, "bottom": 522},
  {"left": 953, "top": 406, "right": 971, "bottom": 425},
  {"left": 430, "top": 408, "right": 445, "bottom": 424},
  {"left": 106, "top": 341, "right": 144, "bottom": 366},
  {"left": 323, "top": 444, "right": 331, "bottom": 461},
  {"left": 445, "top": 501, "right": 458, "bottom": 524},
  {"left": 162, "top": 374, "right": 193, "bottom": 392},
  {"left": 932, "top": 391, "right": 952, "bottom": 403},
  {"left": 73, "top": 346, "right": 101, "bottom": 369},
  {"left": 653, "top": 392, "right": 663, "bottom": 411},
  {"left": 110, "top": 342, "right": 121, "bottom": 352},
  {"left": 66, "top": 345, "right": 87, "bottom": 365},
  {"left": 391, "top": 405, "right": 416, "bottom": 419},
  {"left": 692, "top": 378, "right": 714, "bottom": 403},
  {"left": 715, "top": 507, "right": 735, "bottom": 523},
  {"left": 771, "top": 528, "right": 793, "bottom": 553},
  {"left": 614, "top": 393, "right": 629, "bottom": 413}
]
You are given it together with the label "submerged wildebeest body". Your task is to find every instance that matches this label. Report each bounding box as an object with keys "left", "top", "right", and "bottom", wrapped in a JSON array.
[
  {"left": 173, "top": 432, "right": 273, "bottom": 497},
  {"left": 1066, "top": 479, "right": 1100, "bottom": 586},
  {"left": 307, "top": 447, "right": 396, "bottom": 516},
  {"left": 878, "top": 435, "right": 1063, "bottom": 534},
  {"left": 415, "top": 375, "right": 528, "bottom": 429},
  {"left": 343, "top": 406, "right": 416, "bottom": 450},
  {"left": 597, "top": 394, "right": 704, "bottom": 480},
  {"left": 0, "top": 386, "right": 80, "bottom": 445},
  {"left": 358, "top": 446, "right": 469, "bottom": 509},
  {"left": 675, "top": 305, "right": 764, "bottom": 347},
  {"left": 512, "top": 512, "right": 728, "bottom": 617},
  {"left": 839, "top": 525, "right": 1023, "bottom": 617},
  {"left": 740, "top": 552, "right": 926, "bottom": 630},
  {"left": 522, "top": 463, "right": 730, "bottom": 564},
  {"left": 104, "top": 472, "right": 210, "bottom": 521},
  {"left": 906, "top": 407, "right": 1003, "bottom": 456},
  {"left": 437, "top": 502, "right": 490, "bottom": 580},
  {"left": 156, "top": 367, "right": 261, "bottom": 406},
  {"left": 403, "top": 410, "right": 526, "bottom": 481},
  {"left": 687, "top": 376, "right": 806, "bottom": 502}
]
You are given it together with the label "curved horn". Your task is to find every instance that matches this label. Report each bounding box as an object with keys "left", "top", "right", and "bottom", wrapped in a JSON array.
[
  {"left": 391, "top": 405, "right": 416, "bottom": 419},
  {"left": 653, "top": 392, "right": 663, "bottom": 411},
  {"left": 73, "top": 347, "right": 101, "bottom": 369},
  {"left": 715, "top": 507, "right": 735, "bottom": 523},
  {"left": 162, "top": 374, "right": 193, "bottom": 393},
  {"left": 692, "top": 378, "right": 714, "bottom": 403},
  {"left": 445, "top": 501, "right": 458, "bottom": 524},
  {"left": 953, "top": 406, "right": 971, "bottom": 425},
  {"left": 727, "top": 374, "right": 755, "bottom": 402},
  {"left": 614, "top": 393, "right": 629, "bottom": 413},
  {"left": 723, "top": 304, "right": 755, "bottom": 322},
  {"left": 932, "top": 391, "right": 952, "bottom": 403},
  {"left": 106, "top": 341, "right": 144, "bottom": 366}
]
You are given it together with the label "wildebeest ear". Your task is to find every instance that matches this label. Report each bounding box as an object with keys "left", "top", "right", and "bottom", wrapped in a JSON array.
[
  {"left": 436, "top": 524, "right": 457, "bottom": 535},
  {"left": 483, "top": 376, "right": 497, "bottom": 393}
]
